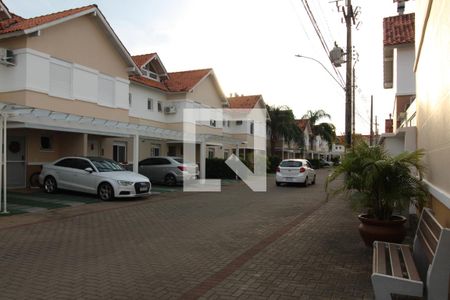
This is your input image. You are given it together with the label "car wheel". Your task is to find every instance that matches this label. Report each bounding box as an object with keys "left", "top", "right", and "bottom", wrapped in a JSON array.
[
  {"left": 312, "top": 175, "right": 316, "bottom": 185},
  {"left": 98, "top": 182, "right": 114, "bottom": 201},
  {"left": 276, "top": 181, "right": 281, "bottom": 186},
  {"left": 43, "top": 176, "right": 57, "bottom": 193},
  {"left": 302, "top": 177, "right": 308, "bottom": 187},
  {"left": 164, "top": 174, "right": 177, "bottom": 186}
]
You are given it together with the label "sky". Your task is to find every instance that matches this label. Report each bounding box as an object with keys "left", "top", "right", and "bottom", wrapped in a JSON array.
[{"left": 5, "top": 0, "right": 416, "bottom": 135}]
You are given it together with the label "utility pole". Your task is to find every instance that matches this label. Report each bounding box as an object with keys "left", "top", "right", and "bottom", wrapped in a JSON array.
[
  {"left": 375, "top": 115, "right": 379, "bottom": 142},
  {"left": 330, "top": 0, "right": 359, "bottom": 147},
  {"left": 352, "top": 65, "right": 356, "bottom": 136},
  {"left": 344, "top": 0, "right": 354, "bottom": 148},
  {"left": 370, "top": 95, "right": 374, "bottom": 146}
]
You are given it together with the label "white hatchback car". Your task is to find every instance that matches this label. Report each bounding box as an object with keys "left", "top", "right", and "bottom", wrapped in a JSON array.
[
  {"left": 39, "top": 156, "right": 151, "bottom": 201},
  {"left": 275, "top": 159, "right": 316, "bottom": 187}
]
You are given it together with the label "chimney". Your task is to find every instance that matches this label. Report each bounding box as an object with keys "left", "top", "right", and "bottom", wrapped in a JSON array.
[{"left": 396, "top": 0, "right": 406, "bottom": 15}]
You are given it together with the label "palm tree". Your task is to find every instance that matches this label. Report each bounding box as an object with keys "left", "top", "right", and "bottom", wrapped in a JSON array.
[
  {"left": 302, "top": 110, "right": 336, "bottom": 151},
  {"left": 267, "top": 105, "right": 304, "bottom": 156}
]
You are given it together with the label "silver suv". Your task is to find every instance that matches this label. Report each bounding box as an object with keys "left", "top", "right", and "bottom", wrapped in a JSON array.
[{"left": 137, "top": 156, "right": 199, "bottom": 186}]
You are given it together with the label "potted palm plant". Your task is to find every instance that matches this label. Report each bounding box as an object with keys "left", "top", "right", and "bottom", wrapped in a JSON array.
[{"left": 326, "top": 142, "right": 428, "bottom": 246}]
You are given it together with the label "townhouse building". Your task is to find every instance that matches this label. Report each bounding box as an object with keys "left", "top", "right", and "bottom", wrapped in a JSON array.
[
  {"left": 379, "top": 12, "right": 417, "bottom": 155},
  {"left": 379, "top": 1, "right": 449, "bottom": 225},
  {"left": 414, "top": 0, "right": 450, "bottom": 225},
  {"left": 227, "top": 95, "right": 267, "bottom": 162},
  {"left": 0, "top": 2, "right": 259, "bottom": 188}
]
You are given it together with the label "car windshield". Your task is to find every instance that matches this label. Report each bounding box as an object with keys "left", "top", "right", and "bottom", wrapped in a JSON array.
[
  {"left": 90, "top": 158, "right": 125, "bottom": 172},
  {"left": 280, "top": 161, "right": 302, "bottom": 167}
]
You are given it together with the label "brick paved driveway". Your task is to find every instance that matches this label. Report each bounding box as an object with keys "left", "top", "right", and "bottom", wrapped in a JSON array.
[{"left": 0, "top": 170, "right": 373, "bottom": 299}]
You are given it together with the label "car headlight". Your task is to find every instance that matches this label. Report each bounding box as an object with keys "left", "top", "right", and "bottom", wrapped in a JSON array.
[{"left": 118, "top": 180, "right": 134, "bottom": 186}]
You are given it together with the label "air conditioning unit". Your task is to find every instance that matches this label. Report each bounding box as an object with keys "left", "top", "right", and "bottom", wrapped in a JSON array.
[
  {"left": 399, "top": 112, "right": 406, "bottom": 120},
  {"left": 0, "top": 48, "right": 14, "bottom": 66},
  {"left": 164, "top": 105, "right": 176, "bottom": 114}
]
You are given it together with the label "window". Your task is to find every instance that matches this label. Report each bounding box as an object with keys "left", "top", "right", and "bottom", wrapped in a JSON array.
[
  {"left": 139, "top": 158, "right": 154, "bottom": 166},
  {"left": 168, "top": 145, "right": 177, "bottom": 156},
  {"left": 208, "top": 148, "right": 215, "bottom": 159},
  {"left": 128, "top": 93, "right": 132, "bottom": 106},
  {"left": 147, "top": 158, "right": 170, "bottom": 165},
  {"left": 236, "top": 120, "right": 243, "bottom": 126},
  {"left": 113, "top": 142, "right": 127, "bottom": 163},
  {"left": 90, "top": 158, "right": 125, "bottom": 172},
  {"left": 157, "top": 101, "right": 162, "bottom": 112},
  {"left": 222, "top": 120, "right": 226, "bottom": 127},
  {"left": 210, "top": 120, "right": 216, "bottom": 127},
  {"left": 151, "top": 145, "right": 160, "bottom": 157},
  {"left": 147, "top": 98, "right": 153, "bottom": 110},
  {"left": 55, "top": 158, "right": 77, "bottom": 168},
  {"left": 40, "top": 136, "right": 53, "bottom": 151},
  {"left": 74, "top": 159, "right": 93, "bottom": 170},
  {"left": 250, "top": 122, "right": 254, "bottom": 134},
  {"left": 280, "top": 160, "right": 302, "bottom": 167},
  {"left": 227, "top": 121, "right": 230, "bottom": 127}
]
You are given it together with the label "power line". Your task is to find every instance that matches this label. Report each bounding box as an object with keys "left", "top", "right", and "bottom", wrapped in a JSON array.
[{"left": 300, "top": 0, "right": 345, "bottom": 87}]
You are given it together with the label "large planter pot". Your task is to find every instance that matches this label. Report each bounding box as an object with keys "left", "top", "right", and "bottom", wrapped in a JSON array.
[{"left": 358, "top": 214, "right": 407, "bottom": 247}]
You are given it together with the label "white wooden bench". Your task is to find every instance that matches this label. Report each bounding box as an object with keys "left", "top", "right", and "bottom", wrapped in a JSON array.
[{"left": 371, "top": 208, "right": 450, "bottom": 300}]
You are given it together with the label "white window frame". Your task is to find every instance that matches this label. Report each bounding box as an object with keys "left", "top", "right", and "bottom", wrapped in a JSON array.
[
  {"left": 147, "top": 98, "right": 153, "bottom": 110},
  {"left": 113, "top": 142, "right": 127, "bottom": 163}
]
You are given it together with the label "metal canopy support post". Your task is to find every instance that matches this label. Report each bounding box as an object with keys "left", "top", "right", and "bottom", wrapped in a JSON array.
[
  {"left": 235, "top": 144, "right": 240, "bottom": 180},
  {"left": 0, "top": 114, "right": 2, "bottom": 212},
  {"left": 133, "top": 134, "right": 139, "bottom": 173},
  {"left": 1, "top": 113, "right": 7, "bottom": 214},
  {"left": 200, "top": 142, "right": 206, "bottom": 179}
]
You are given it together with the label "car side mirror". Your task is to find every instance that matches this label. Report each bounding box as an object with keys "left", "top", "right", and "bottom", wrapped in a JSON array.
[{"left": 85, "top": 167, "right": 94, "bottom": 173}]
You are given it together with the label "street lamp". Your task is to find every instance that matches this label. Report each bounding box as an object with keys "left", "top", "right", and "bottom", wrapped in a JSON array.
[{"left": 294, "top": 54, "right": 345, "bottom": 91}]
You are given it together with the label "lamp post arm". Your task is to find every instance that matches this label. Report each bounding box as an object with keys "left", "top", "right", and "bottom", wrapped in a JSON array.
[{"left": 295, "top": 54, "right": 345, "bottom": 91}]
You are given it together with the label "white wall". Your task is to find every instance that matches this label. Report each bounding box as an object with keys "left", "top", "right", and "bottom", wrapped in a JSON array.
[
  {"left": 394, "top": 47, "right": 415, "bottom": 95},
  {"left": 0, "top": 48, "right": 130, "bottom": 109}
]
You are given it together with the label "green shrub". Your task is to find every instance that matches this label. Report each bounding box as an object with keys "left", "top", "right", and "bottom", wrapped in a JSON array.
[
  {"left": 308, "top": 159, "right": 321, "bottom": 169},
  {"left": 267, "top": 156, "right": 282, "bottom": 173}
]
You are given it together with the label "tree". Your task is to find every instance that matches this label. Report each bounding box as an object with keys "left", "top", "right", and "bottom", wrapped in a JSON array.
[
  {"left": 267, "top": 105, "right": 304, "bottom": 156},
  {"left": 302, "top": 110, "right": 336, "bottom": 151}
]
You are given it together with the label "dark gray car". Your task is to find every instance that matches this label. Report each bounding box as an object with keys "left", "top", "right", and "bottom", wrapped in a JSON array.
[{"left": 137, "top": 156, "right": 199, "bottom": 186}]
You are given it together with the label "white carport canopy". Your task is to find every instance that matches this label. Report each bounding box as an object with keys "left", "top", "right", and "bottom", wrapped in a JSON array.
[{"left": 0, "top": 103, "right": 243, "bottom": 213}]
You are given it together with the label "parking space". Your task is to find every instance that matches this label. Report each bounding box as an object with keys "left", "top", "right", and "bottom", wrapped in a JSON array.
[
  {"left": 2, "top": 179, "right": 241, "bottom": 216},
  {"left": 0, "top": 169, "right": 374, "bottom": 299}
]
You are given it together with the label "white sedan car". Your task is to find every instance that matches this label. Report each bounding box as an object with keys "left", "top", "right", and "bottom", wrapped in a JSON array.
[
  {"left": 275, "top": 159, "right": 316, "bottom": 187},
  {"left": 39, "top": 157, "right": 151, "bottom": 201}
]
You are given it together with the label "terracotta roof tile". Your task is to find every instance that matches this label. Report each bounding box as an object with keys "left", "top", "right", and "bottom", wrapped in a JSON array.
[
  {"left": 130, "top": 68, "right": 212, "bottom": 93},
  {"left": 132, "top": 53, "right": 157, "bottom": 68},
  {"left": 129, "top": 75, "right": 168, "bottom": 91},
  {"left": 228, "top": 95, "right": 261, "bottom": 109},
  {"left": 0, "top": 5, "right": 96, "bottom": 35},
  {"left": 165, "top": 68, "right": 211, "bottom": 92},
  {"left": 383, "top": 13, "right": 415, "bottom": 46}
]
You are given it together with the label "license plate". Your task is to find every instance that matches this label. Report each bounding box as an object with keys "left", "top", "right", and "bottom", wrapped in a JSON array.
[
  {"left": 139, "top": 186, "right": 148, "bottom": 192},
  {"left": 285, "top": 177, "right": 293, "bottom": 181}
]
